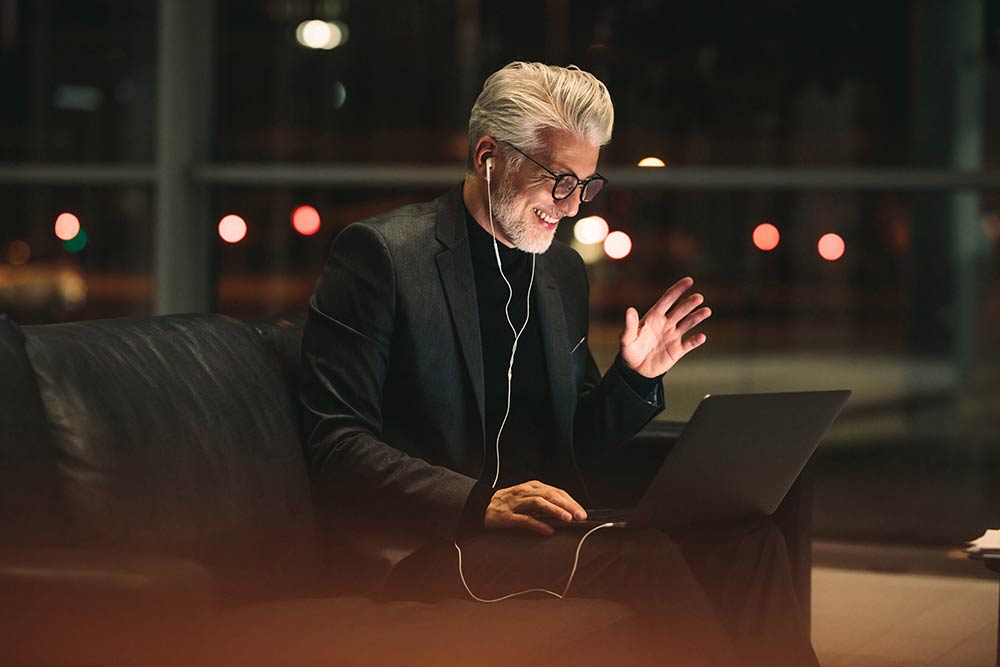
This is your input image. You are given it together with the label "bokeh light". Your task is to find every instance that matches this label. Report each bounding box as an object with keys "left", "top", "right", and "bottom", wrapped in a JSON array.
[
  {"left": 218, "top": 215, "right": 248, "bottom": 244},
  {"left": 332, "top": 81, "right": 347, "bottom": 109},
  {"left": 7, "top": 240, "right": 31, "bottom": 265},
  {"left": 331, "top": 21, "right": 349, "bottom": 46},
  {"left": 604, "top": 231, "right": 632, "bottom": 260},
  {"left": 292, "top": 205, "right": 322, "bottom": 236},
  {"left": 753, "top": 222, "right": 780, "bottom": 251},
  {"left": 818, "top": 233, "right": 845, "bottom": 261},
  {"left": 637, "top": 157, "right": 666, "bottom": 168},
  {"left": 54, "top": 212, "right": 81, "bottom": 241},
  {"left": 574, "top": 215, "right": 609, "bottom": 244},
  {"left": 63, "top": 228, "right": 88, "bottom": 253},
  {"left": 296, "top": 20, "right": 345, "bottom": 50},
  {"left": 981, "top": 213, "right": 1000, "bottom": 242},
  {"left": 59, "top": 271, "right": 87, "bottom": 306},
  {"left": 298, "top": 20, "right": 330, "bottom": 48}
]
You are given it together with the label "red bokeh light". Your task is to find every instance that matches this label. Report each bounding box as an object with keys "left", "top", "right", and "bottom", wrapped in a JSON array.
[
  {"left": 818, "top": 233, "right": 845, "bottom": 261},
  {"left": 291, "top": 205, "right": 322, "bottom": 236},
  {"left": 752, "top": 222, "right": 780, "bottom": 251},
  {"left": 218, "top": 215, "right": 248, "bottom": 244},
  {"left": 54, "top": 212, "right": 81, "bottom": 241},
  {"left": 604, "top": 231, "right": 632, "bottom": 260}
]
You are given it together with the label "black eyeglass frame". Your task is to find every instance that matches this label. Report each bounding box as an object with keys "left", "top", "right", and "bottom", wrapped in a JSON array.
[{"left": 501, "top": 141, "right": 608, "bottom": 203}]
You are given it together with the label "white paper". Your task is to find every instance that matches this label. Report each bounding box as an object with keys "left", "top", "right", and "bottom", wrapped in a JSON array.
[{"left": 965, "top": 529, "right": 1000, "bottom": 554}]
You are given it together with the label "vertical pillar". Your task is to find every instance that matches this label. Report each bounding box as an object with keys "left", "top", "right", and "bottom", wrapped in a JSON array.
[
  {"left": 155, "top": 0, "right": 215, "bottom": 314},
  {"left": 909, "top": 0, "right": 986, "bottom": 375},
  {"left": 908, "top": 0, "right": 995, "bottom": 529},
  {"left": 947, "top": 1, "right": 988, "bottom": 382}
]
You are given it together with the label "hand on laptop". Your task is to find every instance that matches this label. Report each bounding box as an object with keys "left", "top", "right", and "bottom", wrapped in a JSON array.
[
  {"left": 485, "top": 480, "right": 588, "bottom": 536},
  {"left": 620, "top": 276, "right": 712, "bottom": 378}
]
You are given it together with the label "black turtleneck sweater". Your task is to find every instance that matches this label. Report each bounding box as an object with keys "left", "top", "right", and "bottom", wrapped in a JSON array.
[
  {"left": 466, "top": 208, "right": 559, "bottom": 492},
  {"left": 458, "top": 207, "right": 661, "bottom": 535}
]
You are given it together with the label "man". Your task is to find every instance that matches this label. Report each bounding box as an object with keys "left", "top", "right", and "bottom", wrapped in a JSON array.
[{"left": 301, "top": 62, "right": 817, "bottom": 666}]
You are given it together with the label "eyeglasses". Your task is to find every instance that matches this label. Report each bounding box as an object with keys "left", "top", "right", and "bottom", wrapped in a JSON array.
[{"left": 502, "top": 141, "right": 607, "bottom": 203}]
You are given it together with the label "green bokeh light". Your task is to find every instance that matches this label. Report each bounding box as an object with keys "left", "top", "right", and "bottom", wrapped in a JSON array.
[{"left": 62, "top": 228, "right": 88, "bottom": 253}]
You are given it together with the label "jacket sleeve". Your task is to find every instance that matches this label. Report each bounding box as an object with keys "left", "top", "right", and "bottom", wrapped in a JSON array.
[
  {"left": 570, "top": 257, "right": 665, "bottom": 468},
  {"left": 299, "top": 223, "right": 478, "bottom": 541}
]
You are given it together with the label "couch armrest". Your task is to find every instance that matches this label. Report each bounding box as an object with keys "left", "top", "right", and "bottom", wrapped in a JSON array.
[{"left": 0, "top": 547, "right": 215, "bottom": 609}]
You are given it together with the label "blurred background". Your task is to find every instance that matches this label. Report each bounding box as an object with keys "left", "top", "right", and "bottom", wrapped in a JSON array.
[{"left": 1, "top": 0, "right": 998, "bottom": 573}]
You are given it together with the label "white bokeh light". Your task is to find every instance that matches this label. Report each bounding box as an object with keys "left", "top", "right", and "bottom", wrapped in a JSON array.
[
  {"left": 296, "top": 20, "right": 345, "bottom": 50},
  {"left": 573, "top": 216, "right": 610, "bottom": 245}
]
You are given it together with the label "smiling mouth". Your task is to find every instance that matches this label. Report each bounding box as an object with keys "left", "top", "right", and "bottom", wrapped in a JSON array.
[{"left": 533, "top": 207, "right": 561, "bottom": 227}]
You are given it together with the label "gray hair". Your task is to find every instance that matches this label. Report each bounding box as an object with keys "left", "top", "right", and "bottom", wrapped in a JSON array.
[{"left": 467, "top": 62, "right": 614, "bottom": 171}]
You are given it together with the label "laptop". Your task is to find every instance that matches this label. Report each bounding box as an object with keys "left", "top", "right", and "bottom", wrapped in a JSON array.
[{"left": 548, "top": 390, "right": 851, "bottom": 529}]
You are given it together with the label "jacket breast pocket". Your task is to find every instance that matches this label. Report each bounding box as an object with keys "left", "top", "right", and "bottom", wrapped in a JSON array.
[{"left": 570, "top": 334, "right": 587, "bottom": 391}]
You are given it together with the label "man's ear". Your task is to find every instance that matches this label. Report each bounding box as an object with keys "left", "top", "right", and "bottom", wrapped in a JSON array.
[{"left": 474, "top": 137, "right": 499, "bottom": 180}]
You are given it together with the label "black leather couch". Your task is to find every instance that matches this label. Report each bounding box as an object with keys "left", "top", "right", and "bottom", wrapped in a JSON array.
[{"left": 0, "top": 312, "right": 811, "bottom": 666}]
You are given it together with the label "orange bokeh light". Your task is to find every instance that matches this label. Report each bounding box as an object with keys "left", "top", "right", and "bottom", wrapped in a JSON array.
[
  {"left": 54, "top": 212, "right": 81, "bottom": 241},
  {"left": 7, "top": 240, "right": 31, "bottom": 265},
  {"left": 218, "top": 215, "right": 248, "bottom": 244},
  {"left": 292, "top": 205, "right": 321, "bottom": 236},
  {"left": 604, "top": 231, "right": 632, "bottom": 260},
  {"left": 752, "top": 222, "right": 780, "bottom": 251},
  {"left": 818, "top": 233, "right": 845, "bottom": 261}
]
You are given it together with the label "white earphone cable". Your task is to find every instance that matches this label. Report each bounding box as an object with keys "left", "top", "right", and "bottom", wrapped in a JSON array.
[
  {"left": 453, "top": 158, "right": 607, "bottom": 605},
  {"left": 486, "top": 160, "right": 535, "bottom": 489},
  {"left": 454, "top": 522, "right": 614, "bottom": 603}
]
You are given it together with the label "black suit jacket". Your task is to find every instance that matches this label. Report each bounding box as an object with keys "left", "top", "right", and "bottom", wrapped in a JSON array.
[{"left": 300, "top": 184, "right": 664, "bottom": 578}]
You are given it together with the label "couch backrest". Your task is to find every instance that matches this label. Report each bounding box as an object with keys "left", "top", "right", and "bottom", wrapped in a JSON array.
[
  {"left": 0, "top": 316, "right": 72, "bottom": 547},
  {"left": 21, "top": 313, "right": 321, "bottom": 598}
]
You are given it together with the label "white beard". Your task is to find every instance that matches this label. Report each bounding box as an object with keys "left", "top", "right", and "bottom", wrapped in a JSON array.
[{"left": 489, "top": 169, "right": 556, "bottom": 254}]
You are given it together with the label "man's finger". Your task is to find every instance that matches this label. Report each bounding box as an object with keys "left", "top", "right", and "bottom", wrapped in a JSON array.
[
  {"left": 682, "top": 332, "right": 708, "bottom": 353},
  {"left": 539, "top": 485, "right": 584, "bottom": 514},
  {"left": 538, "top": 485, "right": 587, "bottom": 520},
  {"left": 664, "top": 293, "right": 705, "bottom": 328},
  {"left": 545, "top": 485, "right": 588, "bottom": 520},
  {"left": 648, "top": 276, "right": 695, "bottom": 319},
  {"left": 619, "top": 307, "right": 640, "bottom": 346},
  {"left": 675, "top": 306, "right": 712, "bottom": 335},
  {"left": 515, "top": 497, "right": 572, "bottom": 522}
]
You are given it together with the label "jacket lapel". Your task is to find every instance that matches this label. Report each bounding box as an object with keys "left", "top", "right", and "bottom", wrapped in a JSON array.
[
  {"left": 534, "top": 257, "right": 574, "bottom": 457},
  {"left": 434, "top": 187, "right": 486, "bottom": 431}
]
